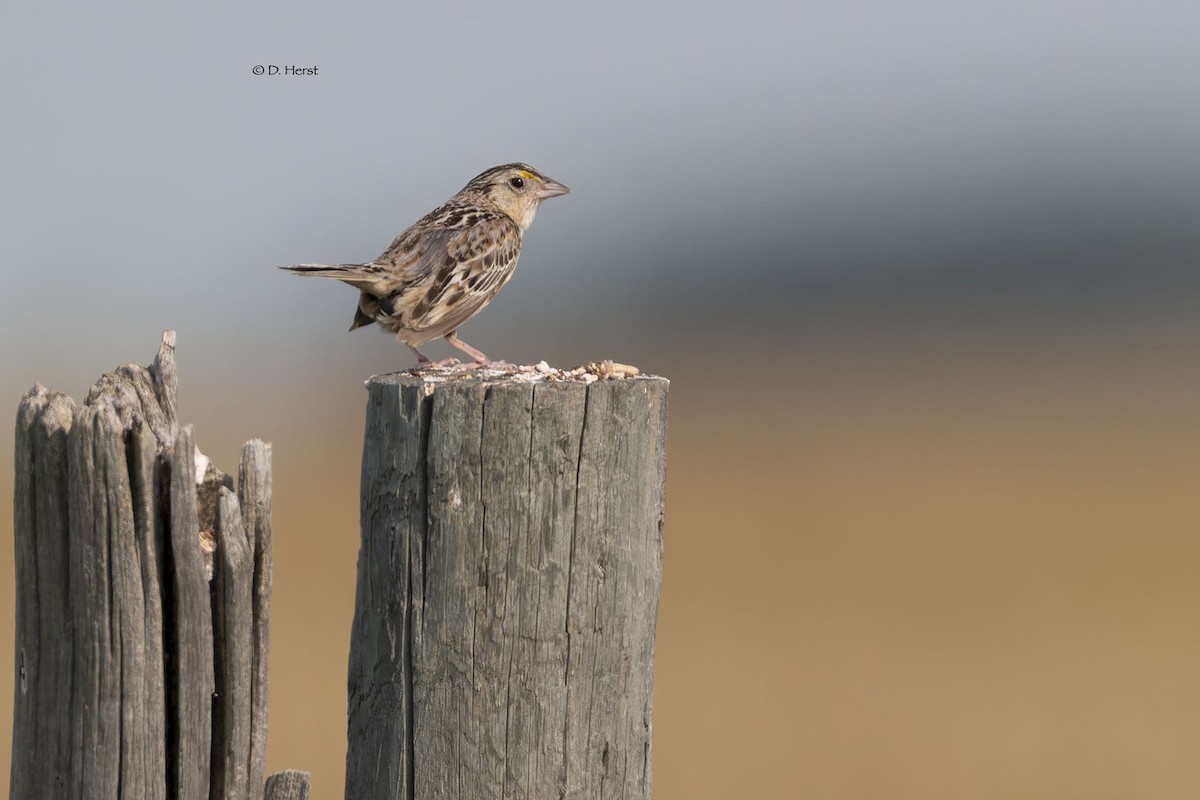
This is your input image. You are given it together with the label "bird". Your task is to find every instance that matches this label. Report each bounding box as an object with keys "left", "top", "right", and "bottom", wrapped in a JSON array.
[{"left": 280, "top": 163, "right": 570, "bottom": 367}]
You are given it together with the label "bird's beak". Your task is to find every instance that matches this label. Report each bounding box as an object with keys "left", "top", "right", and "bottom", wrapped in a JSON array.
[{"left": 535, "top": 179, "right": 570, "bottom": 200}]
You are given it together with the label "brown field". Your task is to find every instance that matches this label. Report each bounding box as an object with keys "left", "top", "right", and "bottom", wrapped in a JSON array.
[{"left": 2, "top": 333, "right": 1198, "bottom": 798}]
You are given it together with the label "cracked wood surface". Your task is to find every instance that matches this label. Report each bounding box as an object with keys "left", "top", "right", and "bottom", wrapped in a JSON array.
[
  {"left": 347, "top": 373, "right": 668, "bottom": 800},
  {"left": 10, "top": 332, "right": 299, "bottom": 800}
]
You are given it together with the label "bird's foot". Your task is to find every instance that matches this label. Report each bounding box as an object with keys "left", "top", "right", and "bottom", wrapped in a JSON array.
[
  {"left": 405, "top": 343, "right": 462, "bottom": 370},
  {"left": 452, "top": 359, "right": 511, "bottom": 371},
  {"left": 414, "top": 357, "right": 462, "bottom": 370}
]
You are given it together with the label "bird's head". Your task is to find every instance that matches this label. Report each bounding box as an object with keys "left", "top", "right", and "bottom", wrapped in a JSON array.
[{"left": 465, "top": 163, "right": 570, "bottom": 230}]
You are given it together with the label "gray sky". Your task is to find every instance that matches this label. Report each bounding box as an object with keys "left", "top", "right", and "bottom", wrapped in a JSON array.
[{"left": 3, "top": 0, "right": 1199, "bottom": 381}]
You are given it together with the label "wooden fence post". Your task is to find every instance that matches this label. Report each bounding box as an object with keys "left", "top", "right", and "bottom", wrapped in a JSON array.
[
  {"left": 10, "top": 332, "right": 309, "bottom": 800},
  {"left": 346, "top": 372, "right": 668, "bottom": 800}
]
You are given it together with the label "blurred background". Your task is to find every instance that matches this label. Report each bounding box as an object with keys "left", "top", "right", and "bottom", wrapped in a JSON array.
[{"left": 3, "top": 0, "right": 1200, "bottom": 797}]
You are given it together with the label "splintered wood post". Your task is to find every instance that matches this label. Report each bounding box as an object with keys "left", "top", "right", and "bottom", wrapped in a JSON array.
[
  {"left": 10, "top": 332, "right": 307, "bottom": 800},
  {"left": 346, "top": 372, "right": 668, "bottom": 800}
]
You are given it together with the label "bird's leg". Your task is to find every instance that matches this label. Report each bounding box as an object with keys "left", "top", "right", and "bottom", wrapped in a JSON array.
[
  {"left": 405, "top": 341, "right": 458, "bottom": 369},
  {"left": 408, "top": 344, "right": 432, "bottom": 365},
  {"left": 445, "top": 332, "right": 509, "bottom": 368}
]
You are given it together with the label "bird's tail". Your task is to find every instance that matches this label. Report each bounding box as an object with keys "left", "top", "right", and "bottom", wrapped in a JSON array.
[{"left": 278, "top": 262, "right": 376, "bottom": 280}]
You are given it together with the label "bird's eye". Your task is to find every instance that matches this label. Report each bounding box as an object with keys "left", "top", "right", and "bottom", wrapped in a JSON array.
[{"left": 509, "top": 176, "right": 525, "bottom": 189}]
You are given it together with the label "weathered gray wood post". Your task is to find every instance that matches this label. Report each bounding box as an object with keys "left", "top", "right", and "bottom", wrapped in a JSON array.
[
  {"left": 346, "top": 370, "right": 668, "bottom": 800},
  {"left": 10, "top": 332, "right": 309, "bottom": 800}
]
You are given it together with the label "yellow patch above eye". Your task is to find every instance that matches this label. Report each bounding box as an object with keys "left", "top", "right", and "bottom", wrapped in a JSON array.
[{"left": 516, "top": 170, "right": 538, "bottom": 182}]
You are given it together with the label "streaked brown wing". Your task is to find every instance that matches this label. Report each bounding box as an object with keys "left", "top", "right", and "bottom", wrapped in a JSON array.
[
  {"left": 367, "top": 227, "right": 439, "bottom": 291},
  {"left": 405, "top": 216, "right": 522, "bottom": 337},
  {"left": 369, "top": 204, "right": 509, "bottom": 290}
]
